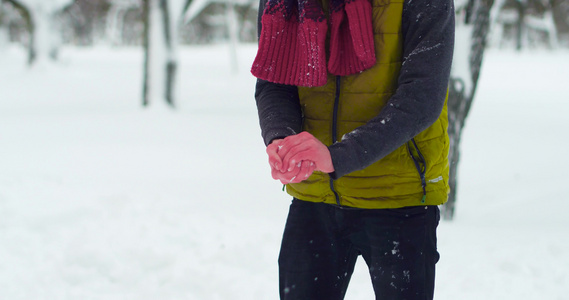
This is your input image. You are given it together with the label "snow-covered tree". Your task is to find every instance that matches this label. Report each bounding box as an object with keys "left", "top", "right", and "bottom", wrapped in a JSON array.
[
  {"left": 141, "top": 0, "right": 248, "bottom": 107},
  {"left": 182, "top": 0, "right": 251, "bottom": 72},
  {"left": 552, "top": 0, "right": 569, "bottom": 44},
  {"left": 3, "top": 0, "right": 74, "bottom": 65},
  {"left": 442, "top": 0, "right": 494, "bottom": 220},
  {"left": 106, "top": 0, "right": 140, "bottom": 45},
  {"left": 60, "top": 0, "right": 111, "bottom": 46},
  {"left": 0, "top": 3, "right": 10, "bottom": 47},
  {"left": 142, "top": 0, "right": 185, "bottom": 107},
  {"left": 489, "top": 0, "right": 559, "bottom": 49},
  {"left": 2, "top": 0, "right": 33, "bottom": 63}
]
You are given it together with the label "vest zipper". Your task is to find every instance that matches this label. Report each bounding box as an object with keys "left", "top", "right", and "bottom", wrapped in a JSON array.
[
  {"left": 330, "top": 76, "right": 341, "bottom": 206},
  {"left": 407, "top": 138, "right": 427, "bottom": 203}
]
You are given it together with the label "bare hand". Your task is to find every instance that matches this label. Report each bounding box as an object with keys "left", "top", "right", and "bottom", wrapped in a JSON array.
[
  {"left": 266, "top": 138, "right": 318, "bottom": 184},
  {"left": 276, "top": 132, "right": 334, "bottom": 174}
]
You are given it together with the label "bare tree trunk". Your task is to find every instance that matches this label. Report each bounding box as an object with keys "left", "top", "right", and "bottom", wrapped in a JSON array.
[
  {"left": 142, "top": 0, "right": 177, "bottom": 108},
  {"left": 515, "top": 0, "right": 526, "bottom": 50},
  {"left": 161, "top": 0, "right": 176, "bottom": 106},
  {"left": 142, "top": 0, "right": 150, "bottom": 106}
]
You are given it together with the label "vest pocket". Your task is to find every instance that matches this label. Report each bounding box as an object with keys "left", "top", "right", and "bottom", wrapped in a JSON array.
[{"left": 407, "top": 139, "right": 427, "bottom": 203}]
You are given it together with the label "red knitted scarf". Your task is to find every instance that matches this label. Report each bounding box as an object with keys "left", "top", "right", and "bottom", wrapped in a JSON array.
[{"left": 251, "top": 0, "right": 376, "bottom": 87}]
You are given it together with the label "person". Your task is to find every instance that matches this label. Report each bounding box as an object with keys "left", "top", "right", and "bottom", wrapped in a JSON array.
[{"left": 251, "top": 0, "right": 455, "bottom": 297}]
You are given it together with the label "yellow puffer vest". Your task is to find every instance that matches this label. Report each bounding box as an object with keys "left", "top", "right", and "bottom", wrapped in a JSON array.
[{"left": 286, "top": 0, "right": 450, "bottom": 208}]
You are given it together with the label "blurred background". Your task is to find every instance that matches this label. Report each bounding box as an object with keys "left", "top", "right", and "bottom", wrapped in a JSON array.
[
  {"left": 1, "top": 0, "right": 567, "bottom": 50},
  {"left": 1, "top": 0, "right": 568, "bottom": 299}
]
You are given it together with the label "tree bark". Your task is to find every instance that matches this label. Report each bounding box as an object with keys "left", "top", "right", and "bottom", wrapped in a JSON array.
[
  {"left": 142, "top": 0, "right": 178, "bottom": 108},
  {"left": 442, "top": 0, "right": 493, "bottom": 220}
]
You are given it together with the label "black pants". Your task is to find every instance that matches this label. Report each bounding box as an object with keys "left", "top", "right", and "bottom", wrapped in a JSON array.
[{"left": 278, "top": 199, "right": 440, "bottom": 300}]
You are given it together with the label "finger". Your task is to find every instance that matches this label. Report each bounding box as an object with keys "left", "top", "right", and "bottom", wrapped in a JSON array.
[
  {"left": 284, "top": 147, "right": 317, "bottom": 172},
  {"left": 271, "top": 165, "right": 282, "bottom": 180},
  {"left": 304, "top": 161, "right": 316, "bottom": 179},
  {"left": 277, "top": 134, "right": 308, "bottom": 163},
  {"left": 276, "top": 162, "right": 302, "bottom": 183},
  {"left": 268, "top": 151, "right": 282, "bottom": 171},
  {"left": 294, "top": 160, "right": 315, "bottom": 182},
  {"left": 287, "top": 160, "right": 308, "bottom": 183},
  {"left": 281, "top": 133, "right": 320, "bottom": 171},
  {"left": 267, "top": 141, "right": 284, "bottom": 170},
  {"left": 281, "top": 143, "right": 312, "bottom": 172},
  {"left": 266, "top": 139, "right": 283, "bottom": 154},
  {"left": 309, "top": 161, "right": 317, "bottom": 176}
]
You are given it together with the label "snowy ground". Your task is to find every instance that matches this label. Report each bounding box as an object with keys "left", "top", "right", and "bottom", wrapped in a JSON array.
[{"left": 0, "top": 44, "right": 568, "bottom": 299}]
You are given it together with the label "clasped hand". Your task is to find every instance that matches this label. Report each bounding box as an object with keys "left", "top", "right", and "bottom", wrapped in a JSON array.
[{"left": 266, "top": 132, "right": 334, "bottom": 184}]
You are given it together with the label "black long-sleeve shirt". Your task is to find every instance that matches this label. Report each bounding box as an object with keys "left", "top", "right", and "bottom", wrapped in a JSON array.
[{"left": 255, "top": 0, "right": 455, "bottom": 179}]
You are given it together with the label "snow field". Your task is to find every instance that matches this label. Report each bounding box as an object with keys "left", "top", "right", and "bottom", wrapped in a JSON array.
[{"left": 0, "top": 44, "right": 568, "bottom": 299}]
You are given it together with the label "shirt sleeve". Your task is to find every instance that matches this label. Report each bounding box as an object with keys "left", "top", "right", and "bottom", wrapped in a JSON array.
[
  {"left": 255, "top": 79, "right": 303, "bottom": 146},
  {"left": 254, "top": 0, "right": 303, "bottom": 146},
  {"left": 328, "top": 0, "right": 455, "bottom": 179}
]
